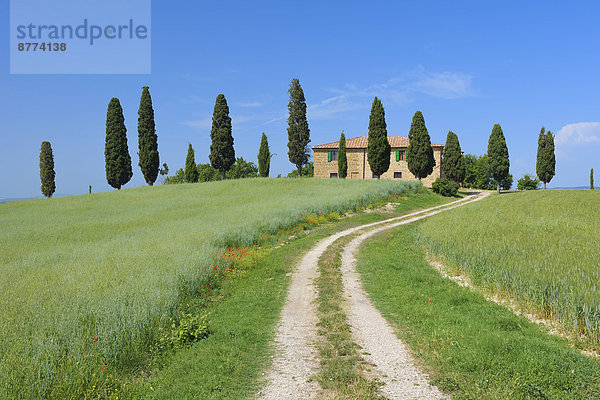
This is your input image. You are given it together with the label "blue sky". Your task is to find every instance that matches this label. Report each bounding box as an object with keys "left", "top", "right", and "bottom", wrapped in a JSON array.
[{"left": 2, "top": 1, "right": 600, "bottom": 198}]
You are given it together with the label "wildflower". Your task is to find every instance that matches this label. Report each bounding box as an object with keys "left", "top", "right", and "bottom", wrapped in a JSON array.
[{"left": 92, "top": 338, "right": 98, "bottom": 342}]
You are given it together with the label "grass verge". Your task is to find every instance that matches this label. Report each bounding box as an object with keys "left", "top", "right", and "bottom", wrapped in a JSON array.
[
  {"left": 315, "top": 235, "right": 384, "bottom": 399},
  {"left": 129, "top": 189, "right": 449, "bottom": 399},
  {"left": 358, "top": 222, "right": 600, "bottom": 399},
  {"left": 0, "top": 178, "right": 421, "bottom": 398},
  {"left": 419, "top": 190, "right": 600, "bottom": 346}
]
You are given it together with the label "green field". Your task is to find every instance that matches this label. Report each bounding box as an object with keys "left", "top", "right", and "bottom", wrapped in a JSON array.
[
  {"left": 419, "top": 190, "right": 600, "bottom": 345},
  {"left": 358, "top": 222, "right": 600, "bottom": 399},
  {"left": 0, "top": 178, "right": 420, "bottom": 399}
]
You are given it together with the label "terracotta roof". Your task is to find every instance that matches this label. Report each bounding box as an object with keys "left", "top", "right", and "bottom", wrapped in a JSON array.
[{"left": 312, "top": 136, "right": 443, "bottom": 149}]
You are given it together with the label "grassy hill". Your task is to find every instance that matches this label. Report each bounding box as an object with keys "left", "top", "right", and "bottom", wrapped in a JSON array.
[
  {"left": 0, "top": 178, "right": 420, "bottom": 399},
  {"left": 419, "top": 190, "right": 600, "bottom": 345}
]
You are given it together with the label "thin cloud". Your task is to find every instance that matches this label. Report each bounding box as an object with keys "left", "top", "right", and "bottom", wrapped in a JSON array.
[
  {"left": 411, "top": 71, "right": 473, "bottom": 99},
  {"left": 556, "top": 122, "right": 600, "bottom": 145},
  {"left": 264, "top": 67, "right": 473, "bottom": 124},
  {"left": 239, "top": 101, "right": 264, "bottom": 108},
  {"left": 182, "top": 115, "right": 254, "bottom": 129},
  {"left": 181, "top": 118, "right": 211, "bottom": 129}
]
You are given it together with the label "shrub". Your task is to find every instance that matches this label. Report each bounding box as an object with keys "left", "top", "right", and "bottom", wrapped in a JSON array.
[
  {"left": 517, "top": 174, "right": 540, "bottom": 190},
  {"left": 432, "top": 178, "right": 459, "bottom": 197},
  {"left": 159, "top": 312, "right": 209, "bottom": 350}
]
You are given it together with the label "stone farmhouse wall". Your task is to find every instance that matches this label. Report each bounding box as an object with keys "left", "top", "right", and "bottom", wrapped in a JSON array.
[{"left": 314, "top": 147, "right": 443, "bottom": 187}]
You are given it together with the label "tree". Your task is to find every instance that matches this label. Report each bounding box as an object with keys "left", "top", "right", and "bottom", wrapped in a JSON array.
[
  {"left": 137, "top": 86, "right": 159, "bottom": 185},
  {"left": 287, "top": 78, "right": 311, "bottom": 176},
  {"left": 184, "top": 143, "right": 199, "bottom": 183},
  {"left": 592, "top": 168, "right": 595, "bottom": 190},
  {"left": 105, "top": 97, "right": 133, "bottom": 190},
  {"left": 209, "top": 94, "right": 235, "bottom": 180},
  {"left": 487, "top": 123, "right": 510, "bottom": 194},
  {"left": 287, "top": 162, "right": 314, "bottom": 177},
  {"left": 495, "top": 173, "right": 513, "bottom": 191},
  {"left": 464, "top": 153, "right": 507, "bottom": 190},
  {"left": 338, "top": 131, "right": 347, "bottom": 179},
  {"left": 159, "top": 163, "right": 169, "bottom": 176},
  {"left": 164, "top": 168, "right": 185, "bottom": 184},
  {"left": 442, "top": 131, "right": 465, "bottom": 183},
  {"left": 257, "top": 132, "right": 272, "bottom": 177},
  {"left": 406, "top": 111, "right": 435, "bottom": 180},
  {"left": 226, "top": 157, "right": 259, "bottom": 179},
  {"left": 367, "top": 97, "right": 391, "bottom": 178},
  {"left": 517, "top": 174, "right": 540, "bottom": 190},
  {"left": 198, "top": 163, "right": 221, "bottom": 182},
  {"left": 39, "top": 141, "right": 55, "bottom": 198},
  {"left": 536, "top": 126, "right": 556, "bottom": 190}
]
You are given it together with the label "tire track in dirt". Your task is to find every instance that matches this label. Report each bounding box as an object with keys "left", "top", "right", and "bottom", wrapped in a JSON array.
[
  {"left": 258, "top": 192, "right": 489, "bottom": 399},
  {"left": 340, "top": 192, "right": 489, "bottom": 399}
]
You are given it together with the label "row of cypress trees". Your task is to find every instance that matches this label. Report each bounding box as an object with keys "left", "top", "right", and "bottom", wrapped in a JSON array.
[
  {"left": 38, "top": 87, "right": 158, "bottom": 197},
  {"left": 333, "top": 97, "right": 513, "bottom": 194},
  {"left": 104, "top": 86, "right": 158, "bottom": 190},
  {"left": 173, "top": 78, "right": 310, "bottom": 184}
]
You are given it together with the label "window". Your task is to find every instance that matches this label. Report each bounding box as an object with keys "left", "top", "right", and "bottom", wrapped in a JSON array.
[
  {"left": 394, "top": 172, "right": 402, "bottom": 179},
  {"left": 330, "top": 172, "right": 338, "bottom": 178},
  {"left": 327, "top": 151, "right": 338, "bottom": 162},
  {"left": 395, "top": 150, "right": 405, "bottom": 161}
]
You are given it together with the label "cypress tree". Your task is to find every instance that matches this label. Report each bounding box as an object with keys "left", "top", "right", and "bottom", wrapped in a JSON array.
[
  {"left": 257, "top": 132, "right": 271, "bottom": 177},
  {"left": 487, "top": 123, "right": 510, "bottom": 194},
  {"left": 39, "top": 141, "right": 55, "bottom": 198},
  {"left": 406, "top": 111, "right": 435, "bottom": 180},
  {"left": 287, "top": 78, "right": 311, "bottom": 176},
  {"left": 185, "top": 143, "right": 199, "bottom": 183},
  {"left": 138, "top": 86, "right": 159, "bottom": 186},
  {"left": 209, "top": 94, "right": 235, "bottom": 180},
  {"left": 367, "top": 97, "right": 391, "bottom": 178},
  {"left": 591, "top": 168, "right": 595, "bottom": 190},
  {"left": 536, "top": 126, "right": 556, "bottom": 190},
  {"left": 442, "top": 131, "right": 465, "bottom": 183},
  {"left": 105, "top": 98, "right": 133, "bottom": 190},
  {"left": 338, "top": 131, "right": 347, "bottom": 179}
]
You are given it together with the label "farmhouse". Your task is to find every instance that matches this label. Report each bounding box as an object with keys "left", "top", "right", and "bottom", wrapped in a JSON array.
[{"left": 313, "top": 136, "right": 443, "bottom": 186}]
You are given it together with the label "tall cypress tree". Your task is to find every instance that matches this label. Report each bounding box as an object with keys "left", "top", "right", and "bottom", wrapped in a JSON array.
[
  {"left": 367, "top": 97, "right": 391, "bottom": 178},
  {"left": 185, "top": 143, "right": 199, "bottom": 183},
  {"left": 257, "top": 132, "right": 271, "bottom": 177},
  {"left": 39, "top": 141, "right": 55, "bottom": 198},
  {"left": 287, "top": 78, "right": 311, "bottom": 176},
  {"left": 338, "top": 131, "right": 347, "bottom": 179},
  {"left": 209, "top": 94, "right": 235, "bottom": 180},
  {"left": 536, "top": 126, "right": 556, "bottom": 190},
  {"left": 591, "top": 168, "right": 595, "bottom": 190},
  {"left": 442, "top": 131, "right": 465, "bottom": 183},
  {"left": 487, "top": 123, "right": 510, "bottom": 194},
  {"left": 105, "top": 97, "right": 132, "bottom": 190},
  {"left": 406, "top": 111, "right": 435, "bottom": 180},
  {"left": 138, "top": 86, "right": 159, "bottom": 186}
]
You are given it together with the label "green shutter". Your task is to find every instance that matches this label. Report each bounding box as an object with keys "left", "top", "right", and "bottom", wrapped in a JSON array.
[
  {"left": 396, "top": 150, "right": 400, "bottom": 162},
  {"left": 328, "top": 151, "right": 332, "bottom": 162}
]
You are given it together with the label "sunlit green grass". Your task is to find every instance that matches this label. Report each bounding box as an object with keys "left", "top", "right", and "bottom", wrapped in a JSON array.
[
  {"left": 419, "top": 190, "right": 600, "bottom": 345},
  {"left": 0, "top": 177, "right": 420, "bottom": 399},
  {"left": 359, "top": 222, "right": 600, "bottom": 399}
]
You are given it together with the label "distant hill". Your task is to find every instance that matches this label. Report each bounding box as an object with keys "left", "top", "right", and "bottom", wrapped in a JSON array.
[
  {"left": 550, "top": 186, "right": 593, "bottom": 190},
  {"left": 0, "top": 194, "right": 72, "bottom": 203},
  {"left": 0, "top": 197, "right": 34, "bottom": 203}
]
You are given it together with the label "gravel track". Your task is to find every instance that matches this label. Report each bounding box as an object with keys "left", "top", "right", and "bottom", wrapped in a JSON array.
[{"left": 258, "top": 192, "right": 489, "bottom": 399}]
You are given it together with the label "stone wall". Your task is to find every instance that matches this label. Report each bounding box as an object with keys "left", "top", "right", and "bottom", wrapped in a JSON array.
[{"left": 313, "top": 147, "right": 442, "bottom": 187}]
